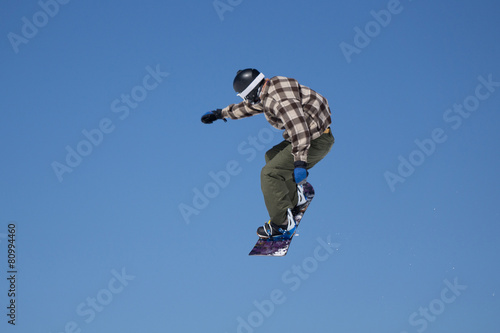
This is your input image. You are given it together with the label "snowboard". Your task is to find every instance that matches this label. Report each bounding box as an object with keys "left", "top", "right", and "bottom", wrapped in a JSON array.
[{"left": 249, "top": 182, "right": 315, "bottom": 257}]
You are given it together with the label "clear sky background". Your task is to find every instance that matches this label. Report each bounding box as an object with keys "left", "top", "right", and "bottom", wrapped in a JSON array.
[{"left": 1, "top": 0, "right": 499, "bottom": 332}]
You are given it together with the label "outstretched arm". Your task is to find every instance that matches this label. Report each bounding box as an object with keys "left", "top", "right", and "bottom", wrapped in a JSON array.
[
  {"left": 221, "top": 101, "right": 263, "bottom": 120},
  {"left": 201, "top": 101, "right": 263, "bottom": 124}
]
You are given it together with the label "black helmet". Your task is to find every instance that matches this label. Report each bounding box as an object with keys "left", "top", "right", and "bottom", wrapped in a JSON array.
[{"left": 233, "top": 68, "right": 265, "bottom": 103}]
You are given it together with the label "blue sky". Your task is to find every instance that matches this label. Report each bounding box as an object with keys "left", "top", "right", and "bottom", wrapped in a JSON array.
[{"left": 1, "top": 0, "right": 499, "bottom": 332}]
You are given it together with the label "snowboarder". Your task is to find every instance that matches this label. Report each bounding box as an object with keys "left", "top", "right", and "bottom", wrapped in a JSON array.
[{"left": 201, "top": 69, "right": 334, "bottom": 239}]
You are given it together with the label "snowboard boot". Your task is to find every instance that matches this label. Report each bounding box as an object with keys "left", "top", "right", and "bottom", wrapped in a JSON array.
[
  {"left": 257, "top": 209, "right": 297, "bottom": 239},
  {"left": 297, "top": 184, "right": 307, "bottom": 206},
  {"left": 292, "top": 184, "right": 308, "bottom": 216}
]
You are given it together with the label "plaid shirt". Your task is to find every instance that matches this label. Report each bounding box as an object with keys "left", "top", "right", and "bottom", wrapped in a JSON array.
[{"left": 221, "top": 76, "right": 332, "bottom": 163}]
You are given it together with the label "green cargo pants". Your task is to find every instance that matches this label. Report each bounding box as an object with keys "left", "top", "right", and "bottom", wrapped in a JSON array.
[{"left": 260, "top": 130, "right": 334, "bottom": 226}]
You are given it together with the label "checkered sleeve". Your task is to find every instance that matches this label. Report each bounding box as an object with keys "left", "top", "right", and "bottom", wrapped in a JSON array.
[{"left": 221, "top": 101, "right": 263, "bottom": 120}]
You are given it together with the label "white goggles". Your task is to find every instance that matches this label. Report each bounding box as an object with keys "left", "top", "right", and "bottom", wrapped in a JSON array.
[{"left": 237, "top": 73, "right": 265, "bottom": 100}]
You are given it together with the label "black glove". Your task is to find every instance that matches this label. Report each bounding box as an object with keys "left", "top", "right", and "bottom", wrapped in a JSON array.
[{"left": 201, "top": 109, "right": 226, "bottom": 124}]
